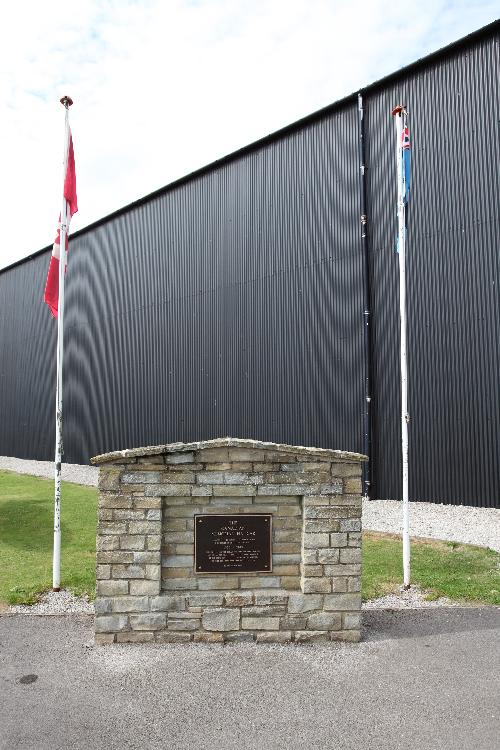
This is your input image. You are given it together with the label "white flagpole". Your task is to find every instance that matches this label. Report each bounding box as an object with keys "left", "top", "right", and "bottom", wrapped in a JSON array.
[
  {"left": 52, "top": 95, "right": 72, "bottom": 591},
  {"left": 392, "top": 105, "right": 411, "bottom": 589}
]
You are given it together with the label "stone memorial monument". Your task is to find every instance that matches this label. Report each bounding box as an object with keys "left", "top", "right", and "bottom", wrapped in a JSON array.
[{"left": 92, "top": 438, "right": 366, "bottom": 644}]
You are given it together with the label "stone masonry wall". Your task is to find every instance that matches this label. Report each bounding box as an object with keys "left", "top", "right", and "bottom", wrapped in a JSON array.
[{"left": 92, "top": 438, "right": 366, "bottom": 644}]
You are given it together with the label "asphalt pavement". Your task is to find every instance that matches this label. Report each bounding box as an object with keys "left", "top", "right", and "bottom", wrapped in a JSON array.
[{"left": 0, "top": 608, "right": 499, "bottom": 750}]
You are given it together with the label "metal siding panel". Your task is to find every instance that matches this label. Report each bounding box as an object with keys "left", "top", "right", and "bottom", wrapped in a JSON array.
[
  {"left": 0, "top": 28, "right": 498, "bottom": 508},
  {"left": 366, "top": 31, "right": 500, "bottom": 507}
]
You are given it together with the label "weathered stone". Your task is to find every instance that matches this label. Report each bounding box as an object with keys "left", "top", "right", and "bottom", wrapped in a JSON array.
[
  {"left": 156, "top": 632, "right": 192, "bottom": 643},
  {"left": 344, "top": 478, "right": 362, "bottom": 494},
  {"left": 330, "top": 630, "right": 361, "bottom": 642},
  {"left": 194, "top": 632, "right": 224, "bottom": 643},
  {"left": 302, "top": 578, "right": 331, "bottom": 594},
  {"left": 98, "top": 521, "right": 127, "bottom": 535},
  {"left": 163, "top": 555, "right": 193, "bottom": 568},
  {"left": 120, "top": 535, "right": 146, "bottom": 550},
  {"left": 317, "top": 548, "right": 340, "bottom": 564},
  {"left": 324, "top": 563, "right": 361, "bottom": 576},
  {"left": 256, "top": 631, "right": 292, "bottom": 643},
  {"left": 224, "top": 632, "right": 255, "bottom": 643},
  {"left": 111, "top": 596, "right": 150, "bottom": 613},
  {"left": 212, "top": 485, "right": 256, "bottom": 496},
  {"left": 97, "top": 536, "right": 120, "bottom": 551},
  {"left": 331, "top": 577, "right": 349, "bottom": 593},
  {"left": 147, "top": 535, "right": 162, "bottom": 551},
  {"left": 323, "top": 593, "right": 362, "bottom": 611},
  {"left": 197, "top": 576, "right": 239, "bottom": 590},
  {"left": 302, "top": 549, "right": 318, "bottom": 564},
  {"left": 348, "top": 577, "right": 361, "bottom": 592},
  {"left": 166, "top": 452, "right": 195, "bottom": 464},
  {"left": 158, "top": 471, "right": 195, "bottom": 484},
  {"left": 128, "top": 521, "right": 161, "bottom": 535},
  {"left": 294, "top": 631, "right": 330, "bottom": 643},
  {"left": 151, "top": 594, "right": 186, "bottom": 612},
  {"left": 189, "top": 592, "right": 224, "bottom": 607},
  {"left": 330, "top": 533, "right": 348, "bottom": 547},
  {"left": 96, "top": 580, "right": 129, "bottom": 596},
  {"left": 97, "top": 550, "right": 134, "bottom": 564},
  {"left": 241, "top": 617, "right": 279, "bottom": 631},
  {"left": 340, "top": 519, "right": 362, "bottom": 532},
  {"left": 116, "top": 632, "right": 155, "bottom": 643},
  {"left": 95, "top": 614, "right": 128, "bottom": 633},
  {"left": 145, "top": 484, "right": 191, "bottom": 497},
  {"left": 202, "top": 608, "right": 240, "bottom": 632},
  {"left": 307, "top": 612, "right": 341, "bottom": 630},
  {"left": 95, "top": 633, "right": 115, "bottom": 645},
  {"left": 96, "top": 564, "right": 111, "bottom": 580},
  {"left": 303, "top": 533, "right": 330, "bottom": 549},
  {"left": 343, "top": 612, "right": 362, "bottom": 629},
  {"left": 191, "top": 486, "right": 212, "bottom": 496},
  {"left": 239, "top": 577, "right": 280, "bottom": 589},
  {"left": 224, "top": 592, "right": 254, "bottom": 607},
  {"left": 167, "top": 618, "right": 200, "bottom": 631},
  {"left": 129, "top": 580, "right": 160, "bottom": 595},
  {"left": 130, "top": 613, "right": 166, "bottom": 630},
  {"left": 280, "top": 614, "right": 307, "bottom": 629},
  {"left": 113, "top": 509, "right": 146, "bottom": 521},
  {"left": 146, "top": 509, "right": 162, "bottom": 521},
  {"left": 287, "top": 593, "right": 323, "bottom": 613},
  {"left": 304, "top": 520, "right": 338, "bottom": 533},
  {"left": 339, "top": 547, "right": 362, "bottom": 564},
  {"left": 111, "top": 564, "right": 145, "bottom": 579},
  {"left": 98, "top": 469, "right": 122, "bottom": 492},
  {"left": 121, "top": 472, "right": 161, "bottom": 484},
  {"left": 94, "top": 597, "right": 112, "bottom": 614}
]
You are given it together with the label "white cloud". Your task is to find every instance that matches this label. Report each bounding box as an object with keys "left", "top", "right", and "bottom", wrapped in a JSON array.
[{"left": 0, "top": 0, "right": 498, "bottom": 269}]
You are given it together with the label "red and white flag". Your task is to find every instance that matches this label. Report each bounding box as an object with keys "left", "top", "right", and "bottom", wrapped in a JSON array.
[{"left": 44, "top": 131, "right": 78, "bottom": 317}]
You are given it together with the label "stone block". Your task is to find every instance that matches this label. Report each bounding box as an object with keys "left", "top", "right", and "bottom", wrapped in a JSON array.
[
  {"left": 339, "top": 547, "right": 362, "bottom": 564},
  {"left": 343, "top": 612, "right": 362, "bottom": 629},
  {"left": 287, "top": 593, "right": 323, "bottom": 613},
  {"left": 130, "top": 580, "right": 160, "bottom": 595},
  {"left": 294, "top": 631, "right": 330, "bottom": 643},
  {"left": 167, "top": 618, "right": 200, "bottom": 631},
  {"left": 96, "top": 564, "right": 111, "bottom": 580},
  {"left": 224, "top": 632, "right": 255, "bottom": 643},
  {"left": 348, "top": 532, "right": 362, "bottom": 547},
  {"left": 317, "top": 548, "right": 340, "bottom": 564},
  {"left": 99, "top": 494, "right": 132, "bottom": 511},
  {"left": 116, "top": 632, "right": 155, "bottom": 643},
  {"left": 213, "top": 485, "right": 256, "bottom": 496},
  {"left": 111, "top": 564, "right": 144, "bottom": 579},
  {"left": 282, "top": 462, "right": 330, "bottom": 472},
  {"left": 97, "top": 536, "right": 120, "bottom": 551},
  {"left": 330, "top": 533, "right": 348, "bottom": 547},
  {"left": 344, "top": 478, "right": 362, "bottom": 494},
  {"left": 241, "top": 617, "right": 279, "bottom": 631},
  {"left": 307, "top": 612, "right": 342, "bottom": 630},
  {"left": 166, "top": 452, "right": 195, "bottom": 464},
  {"left": 94, "top": 598, "right": 112, "bottom": 614},
  {"left": 323, "top": 593, "right": 362, "bottom": 611},
  {"left": 331, "top": 577, "right": 348, "bottom": 593},
  {"left": 202, "top": 608, "right": 240, "bottom": 632},
  {"left": 189, "top": 592, "right": 224, "bottom": 607},
  {"left": 147, "top": 535, "right": 162, "bottom": 551},
  {"left": 228, "top": 448, "right": 266, "bottom": 461},
  {"left": 146, "top": 509, "right": 161, "bottom": 521},
  {"left": 330, "top": 631, "right": 361, "bottom": 643},
  {"left": 120, "top": 536, "right": 146, "bottom": 551},
  {"left": 273, "top": 565, "right": 300, "bottom": 576},
  {"left": 301, "top": 564, "right": 323, "bottom": 577},
  {"left": 164, "top": 519, "right": 187, "bottom": 531},
  {"left": 95, "top": 614, "right": 128, "bottom": 633},
  {"left": 340, "top": 519, "right": 362, "bottom": 532},
  {"left": 302, "top": 578, "right": 331, "bottom": 594},
  {"left": 304, "top": 520, "right": 338, "bottom": 533},
  {"left": 97, "top": 550, "right": 134, "bottom": 564},
  {"left": 253, "top": 590, "right": 287, "bottom": 605},
  {"left": 98, "top": 469, "right": 122, "bottom": 492},
  {"left": 303, "top": 533, "right": 330, "bottom": 549},
  {"left": 348, "top": 577, "right": 361, "bottom": 592},
  {"left": 256, "top": 631, "right": 292, "bottom": 643},
  {"left": 151, "top": 594, "right": 186, "bottom": 612},
  {"left": 224, "top": 592, "right": 254, "bottom": 607},
  {"left": 98, "top": 521, "right": 127, "bottom": 535},
  {"left": 146, "top": 484, "right": 191, "bottom": 497},
  {"left": 128, "top": 521, "right": 161, "bottom": 535},
  {"left": 155, "top": 632, "right": 193, "bottom": 643},
  {"left": 121, "top": 472, "right": 161, "bottom": 484},
  {"left": 194, "top": 632, "right": 225, "bottom": 643},
  {"left": 134, "top": 498, "right": 162, "bottom": 509},
  {"left": 113, "top": 509, "right": 146, "bottom": 521},
  {"left": 191, "top": 486, "right": 212, "bottom": 496},
  {"left": 331, "top": 463, "right": 360, "bottom": 478},
  {"left": 196, "top": 576, "right": 239, "bottom": 590},
  {"left": 95, "top": 634, "right": 115, "bottom": 645},
  {"left": 163, "top": 555, "right": 193, "bottom": 568},
  {"left": 280, "top": 614, "right": 307, "bottom": 629},
  {"left": 164, "top": 531, "right": 194, "bottom": 544},
  {"left": 302, "top": 549, "right": 318, "bottom": 564},
  {"left": 162, "top": 567, "right": 193, "bottom": 579},
  {"left": 130, "top": 613, "right": 166, "bottom": 630},
  {"left": 162, "top": 578, "right": 198, "bottom": 591},
  {"left": 239, "top": 577, "right": 280, "bottom": 589},
  {"left": 111, "top": 596, "right": 150, "bottom": 613},
  {"left": 96, "top": 580, "right": 129, "bottom": 596}
]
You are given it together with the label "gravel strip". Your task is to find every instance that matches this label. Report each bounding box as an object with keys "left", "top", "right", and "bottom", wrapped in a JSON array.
[
  {"left": 9, "top": 589, "right": 94, "bottom": 615},
  {"left": 0, "top": 456, "right": 98, "bottom": 486},
  {"left": 363, "top": 499, "right": 500, "bottom": 553}
]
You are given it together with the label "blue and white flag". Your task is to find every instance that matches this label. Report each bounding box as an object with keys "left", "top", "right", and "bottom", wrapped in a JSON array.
[{"left": 401, "top": 121, "right": 411, "bottom": 205}]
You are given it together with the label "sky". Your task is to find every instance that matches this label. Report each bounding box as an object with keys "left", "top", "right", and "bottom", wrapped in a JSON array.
[{"left": 0, "top": 0, "right": 498, "bottom": 270}]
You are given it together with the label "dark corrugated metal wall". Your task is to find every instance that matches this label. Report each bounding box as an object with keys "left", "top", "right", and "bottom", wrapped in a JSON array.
[{"left": 0, "top": 27, "right": 498, "bottom": 507}]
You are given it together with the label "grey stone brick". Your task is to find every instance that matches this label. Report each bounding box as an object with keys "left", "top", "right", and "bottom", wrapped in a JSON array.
[
  {"left": 302, "top": 578, "right": 331, "bottom": 594},
  {"left": 145, "top": 484, "right": 191, "bottom": 497},
  {"left": 241, "top": 617, "right": 279, "bottom": 630},
  {"left": 156, "top": 632, "right": 193, "bottom": 643},
  {"left": 111, "top": 564, "right": 145, "bottom": 579},
  {"left": 128, "top": 521, "right": 161, "bottom": 535},
  {"left": 202, "top": 608, "right": 240, "bottom": 631},
  {"left": 111, "top": 596, "right": 149, "bottom": 613},
  {"left": 287, "top": 593, "right": 323, "bottom": 613},
  {"left": 317, "top": 548, "right": 340, "bottom": 564},
  {"left": 121, "top": 472, "right": 161, "bottom": 484},
  {"left": 213, "top": 485, "right": 256, "bottom": 496},
  {"left": 130, "top": 613, "right": 166, "bottom": 630},
  {"left": 130, "top": 580, "right": 160, "bottom": 595},
  {"left": 307, "top": 612, "right": 342, "bottom": 630},
  {"left": 303, "top": 533, "right": 330, "bottom": 548},
  {"left": 163, "top": 555, "right": 193, "bottom": 568},
  {"left": 167, "top": 618, "right": 200, "bottom": 631},
  {"left": 150, "top": 594, "right": 186, "bottom": 612},
  {"left": 224, "top": 592, "right": 254, "bottom": 607},
  {"left": 96, "top": 580, "right": 129, "bottom": 596},
  {"left": 339, "top": 547, "right": 362, "bottom": 564},
  {"left": 166, "top": 452, "right": 195, "bottom": 464},
  {"left": 120, "top": 536, "right": 146, "bottom": 551},
  {"left": 323, "top": 593, "right": 362, "bottom": 611},
  {"left": 189, "top": 592, "right": 224, "bottom": 607},
  {"left": 294, "top": 631, "right": 330, "bottom": 643},
  {"left": 95, "top": 614, "right": 128, "bottom": 633},
  {"left": 340, "top": 519, "right": 362, "bottom": 532},
  {"left": 343, "top": 612, "right": 362, "bottom": 629},
  {"left": 256, "top": 632, "right": 292, "bottom": 643}
]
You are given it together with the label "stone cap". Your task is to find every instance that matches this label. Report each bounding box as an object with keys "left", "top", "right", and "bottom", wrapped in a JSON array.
[{"left": 91, "top": 437, "right": 367, "bottom": 466}]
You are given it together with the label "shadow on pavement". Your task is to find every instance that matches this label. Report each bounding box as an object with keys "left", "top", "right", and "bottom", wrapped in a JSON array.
[{"left": 363, "top": 606, "right": 500, "bottom": 641}]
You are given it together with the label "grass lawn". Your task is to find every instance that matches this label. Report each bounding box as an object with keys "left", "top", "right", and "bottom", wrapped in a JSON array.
[
  {"left": 0, "top": 470, "right": 499, "bottom": 606},
  {"left": 0, "top": 470, "right": 97, "bottom": 604}
]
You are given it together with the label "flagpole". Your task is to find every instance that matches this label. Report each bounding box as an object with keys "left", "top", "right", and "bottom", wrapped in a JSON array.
[
  {"left": 52, "top": 95, "right": 73, "bottom": 591},
  {"left": 392, "top": 104, "right": 410, "bottom": 589}
]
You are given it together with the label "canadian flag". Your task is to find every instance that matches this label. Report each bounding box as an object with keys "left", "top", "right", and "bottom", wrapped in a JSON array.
[{"left": 44, "top": 131, "right": 78, "bottom": 317}]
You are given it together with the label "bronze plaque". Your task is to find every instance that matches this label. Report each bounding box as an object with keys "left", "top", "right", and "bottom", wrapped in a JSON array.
[{"left": 194, "top": 514, "right": 272, "bottom": 574}]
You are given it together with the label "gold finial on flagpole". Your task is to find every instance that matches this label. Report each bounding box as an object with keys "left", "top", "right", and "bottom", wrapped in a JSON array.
[{"left": 60, "top": 95, "right": 73, "bottom": 109}]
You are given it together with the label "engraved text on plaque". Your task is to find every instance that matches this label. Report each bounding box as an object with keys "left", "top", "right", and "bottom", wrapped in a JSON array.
[{"left": 194, "top": 514, "right": 272, "bottom": 574}]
